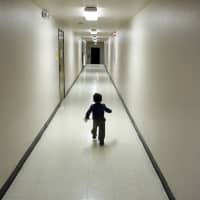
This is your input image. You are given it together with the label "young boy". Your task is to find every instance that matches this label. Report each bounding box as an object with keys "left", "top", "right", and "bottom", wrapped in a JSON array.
[{"left": 85, "top": 93, "right": 112, "bottom": 146}]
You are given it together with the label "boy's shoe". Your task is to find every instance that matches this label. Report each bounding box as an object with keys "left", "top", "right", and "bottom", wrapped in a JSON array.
[
  {"left": 91, "top": 129, "right": 96, "bottom": 139},
  {"left": 99, "top": 140, "right": 104, "bottom": 146},
  {"left": 92, "top": 135, "right": 96, "bottom": 139}
]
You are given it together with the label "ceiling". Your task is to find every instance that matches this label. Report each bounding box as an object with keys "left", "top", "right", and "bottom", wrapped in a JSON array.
[{"left": 33, "top": 0, "right": 150, "bottom": 41}]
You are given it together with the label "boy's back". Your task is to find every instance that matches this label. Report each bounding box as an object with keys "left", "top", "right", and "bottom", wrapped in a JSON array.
[{"left": 86, "top": 103, "right": 112, "bottom": 120}]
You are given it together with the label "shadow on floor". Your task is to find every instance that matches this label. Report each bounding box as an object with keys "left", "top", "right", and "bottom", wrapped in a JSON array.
[{"left": 83, "top": 138, "right": 118, "bottom": 156}]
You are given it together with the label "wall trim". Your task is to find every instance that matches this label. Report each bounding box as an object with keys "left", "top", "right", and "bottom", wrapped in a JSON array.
[
  {"left": 104, "top": 65, "right": 176, "bottom": 200},
  {"left": 0, "top": 67, "right": 84, "bottom": 200}
]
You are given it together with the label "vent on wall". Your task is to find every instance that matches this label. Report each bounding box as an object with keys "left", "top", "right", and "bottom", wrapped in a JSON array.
[{"left": 41, "top": 8, "right": 49, "bottom": 19}]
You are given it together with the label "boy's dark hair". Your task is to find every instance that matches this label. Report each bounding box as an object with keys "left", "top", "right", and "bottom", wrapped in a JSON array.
[{"left": 93, "top": 93, "right": 102, "bottom": 103}]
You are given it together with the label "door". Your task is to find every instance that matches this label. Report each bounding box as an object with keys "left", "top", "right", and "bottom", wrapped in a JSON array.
[
  {"left": 82, "top": 41, "right": 86, "bottom": 67},
  {"left": 91, "top": 48, "right": 100, "bottom": 64},
  {"left": 58, "top": 29, "right": 65, "bottom": 100}
]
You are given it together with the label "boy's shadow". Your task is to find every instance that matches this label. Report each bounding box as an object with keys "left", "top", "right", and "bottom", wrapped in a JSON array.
[{"left": 83, "top": 139, "right": 118, "bottom": 156}]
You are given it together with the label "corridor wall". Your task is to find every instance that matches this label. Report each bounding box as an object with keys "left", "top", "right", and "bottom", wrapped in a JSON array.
[
  {"left": 62, "top": 28, "right": 82, "bottom": 90},
  {"left": 106, "top": 0, "right": 200, "bottom": 199},
  {"left": 0, "top": 0, "right": 81, "bottom": 190}
]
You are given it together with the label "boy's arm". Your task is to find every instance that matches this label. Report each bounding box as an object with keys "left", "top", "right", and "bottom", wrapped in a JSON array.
[
  {"left": 85, "top": 105, "right": 93, "bottom": 119},
  {"left": 103, "top": 104, "right": 112, "bottom": 113}
]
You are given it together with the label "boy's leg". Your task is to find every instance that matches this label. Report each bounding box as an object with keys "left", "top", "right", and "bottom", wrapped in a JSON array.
[
  {"left": 98, "top": 120, "right": 105, "bottom": 145},
  {"left": 91, "top": 120, "right": 97, "bottom": 139}
]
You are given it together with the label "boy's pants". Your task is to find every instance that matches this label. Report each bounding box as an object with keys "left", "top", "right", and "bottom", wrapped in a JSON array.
[{"left": 91, "top": 119, "right": 105, "bottom": 141}]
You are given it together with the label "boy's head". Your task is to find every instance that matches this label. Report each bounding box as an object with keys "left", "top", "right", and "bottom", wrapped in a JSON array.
[{"left": 93, "top": 93, "right": 102, "bottom": 103}]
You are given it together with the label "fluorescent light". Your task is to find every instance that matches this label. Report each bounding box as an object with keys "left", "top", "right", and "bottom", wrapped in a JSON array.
[
  {"left": 90, "top": 29, "right": 98, "bottom": 35},
  {"left": 85, "top": 13, "right": 98, "bottom": 21},
  {"left": 84, "top": 7, "right": 98, "bottom": 21}
]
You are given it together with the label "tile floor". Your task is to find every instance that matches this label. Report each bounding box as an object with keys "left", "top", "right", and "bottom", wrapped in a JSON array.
[{"left": 3, "top": 65, "right": 168, "bottom": 200}]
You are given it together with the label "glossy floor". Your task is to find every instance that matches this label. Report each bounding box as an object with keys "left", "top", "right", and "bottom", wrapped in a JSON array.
[{"left": 3, "top": 65, "right": 168, "bottom": 200}]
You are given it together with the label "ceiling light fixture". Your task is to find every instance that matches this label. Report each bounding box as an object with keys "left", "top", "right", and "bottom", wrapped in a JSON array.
[
  {"left": 90, "top": 28, "right": 98, "bottom": 35},
  {"left": 84, "top": 7, "right": 98, "bottom": 21}
]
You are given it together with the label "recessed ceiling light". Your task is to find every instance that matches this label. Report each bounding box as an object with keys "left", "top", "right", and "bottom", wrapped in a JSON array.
[
  {"left": 84, "top": 7, "right": 98, "bottom": 21},
  {"left": 90, "top": 28, "right": 98, "bottom": 35}
]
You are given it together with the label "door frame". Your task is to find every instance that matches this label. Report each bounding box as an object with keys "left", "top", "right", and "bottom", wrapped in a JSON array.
[{"left": 58, "top": 29, "right": 65, "bottom": 100}]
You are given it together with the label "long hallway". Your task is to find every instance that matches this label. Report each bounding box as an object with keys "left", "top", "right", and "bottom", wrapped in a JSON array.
[{"left": 3, "top": 65, "right": 168, "bottom": 200}]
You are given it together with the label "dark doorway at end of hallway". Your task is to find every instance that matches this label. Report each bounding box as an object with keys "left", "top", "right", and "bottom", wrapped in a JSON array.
[{"left": 91, "top": 48, "right": 100, "bottom": 64}]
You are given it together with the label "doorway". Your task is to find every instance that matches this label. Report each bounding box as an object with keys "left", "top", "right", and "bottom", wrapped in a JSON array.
[
  {"left": 58, "top": 29, "right": 65, "bottom": 100},
  {"left": 91, "top": 48, "right": 100, "bottom": 64}
]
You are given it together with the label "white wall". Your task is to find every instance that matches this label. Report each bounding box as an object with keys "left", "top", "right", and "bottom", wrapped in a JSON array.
[
  {"left": 107, "top": 0, "right": 200, "bottom": 199},
  {"left": 62, "top": 28, "right": 82, "bottom": 90},
  {"left": 0, "top": 0, "right": 82, "bottom": 189},
  {"left": 0, "top": 0, "right": 59, "bottom": 188}
]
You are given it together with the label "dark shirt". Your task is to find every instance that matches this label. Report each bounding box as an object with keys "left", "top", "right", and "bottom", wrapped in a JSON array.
[{"left": 85, "top": 103, "right": 112, "bottom": 120}]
